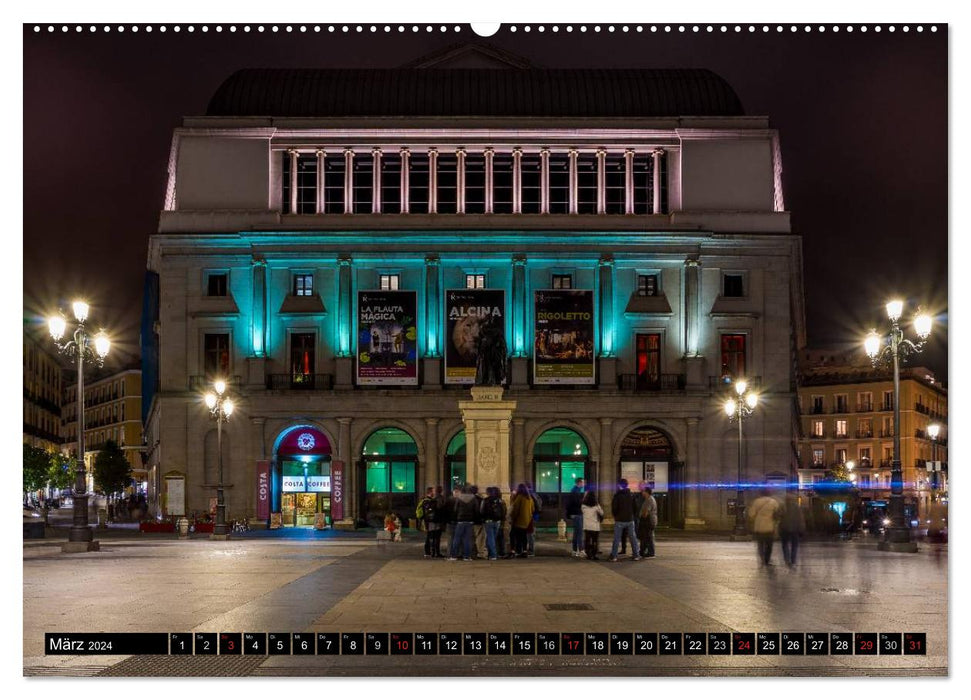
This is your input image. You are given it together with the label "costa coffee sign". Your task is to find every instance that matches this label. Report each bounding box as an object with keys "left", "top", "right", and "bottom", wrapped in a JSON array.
[
  {"left": 256, "top": 461, "right": 270, "bottom": 519},
  {"left": 331, "top": 461, "right": 344, "bottom": 521}
]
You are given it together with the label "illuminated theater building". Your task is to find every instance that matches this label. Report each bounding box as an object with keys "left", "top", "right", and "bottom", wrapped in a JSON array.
[{"left": 143, "top": 47, "right": 805, "bottom": 530}]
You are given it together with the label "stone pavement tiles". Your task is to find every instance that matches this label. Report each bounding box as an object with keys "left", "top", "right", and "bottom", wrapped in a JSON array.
[{"left": 23, "top": 535, "right": 947, "bottom": 676}]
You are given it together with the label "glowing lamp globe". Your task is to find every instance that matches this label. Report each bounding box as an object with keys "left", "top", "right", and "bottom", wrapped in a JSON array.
[
  {"left": 204, "top": 393, "right": 217, "bottom": 409},
  {"left": 72, "top": 300, "right": 90, "bottom": 323},
  {"left": 864, "top": 330, "right": 882, "bottom": 358},
  {"left": 223, "top": 399, "right": 235, "bottom": 417},
  {"left": 885, "top": 299, "right": 903, "bottom": 322},
  {"left": 734, "top": 379, "right": 748, "bottom": 396},
  {"left": 914, "top": 311, "right": 933, "bottom": 339},
  {"left": 213, "top": 379, "right": 226, "bottom": 396},
  {"left": 94, "top": 332, "right": 110, "bottom": 358},
  {"left": 724, "top": 399, "right": 737, "bottom": 417},
  {"left": 927, "top": 423, "right": 940, "bottom": 440},
  {"left": 745, "top": 392, "right": 758, "bottom": 409},
  {"left": 48, "top": 315, "right": 66, "bottom": 341}
]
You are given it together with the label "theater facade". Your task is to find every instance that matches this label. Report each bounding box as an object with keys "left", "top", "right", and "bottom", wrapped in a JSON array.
[{"left": 143, "top": 50, "right": 805, "bottom": 530}]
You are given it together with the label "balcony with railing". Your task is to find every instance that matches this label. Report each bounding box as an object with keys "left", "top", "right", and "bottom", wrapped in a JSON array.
[
  {"left": 855, "top": 429, "right": 874, "bottom": 439},
  {"left": 618, "top": 373, "right": 685, "bottom": 392},
  {"left": 856, "top": 403, "right": 873, "bottom": 413},
  {"left": 266, "top": 374, "right": 334, "bottom": 391},
  {"left": 879, "top": 429, "right": 894, "bottom": 438}
]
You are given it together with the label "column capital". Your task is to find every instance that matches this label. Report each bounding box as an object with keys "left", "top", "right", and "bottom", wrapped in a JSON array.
[
  {"left": 511, "top": 147, "right": 523, "bottom": 156},
  {"left": 568, "top": 148, "right": 578, "bottom": 157},
  {"left": 513, "top": 417, "right": 526, "bottom": 426},
  {"left": 337, "top": 417, "right": 353, "bottom": 425},
  {"left": 287, "top": 148, "right": 300, "bottom": 156},
  {"left": 625, "top": 148, "right": 636, "bottom": 156},
  {"left": 343, "top": 148, "right": 355, "bottom": 156},
  {"left": 598, "top": 254, "right": 615, "bottom": 267},
  {"left": 315, "top": 148, "right": 326, "bottom": 158},
  {"left": 512, "top": 254, "right": 527, "bottom": 266},
  {"left": 372, "top": 146, "right": 382, "bottom": 156},
  {"left": 596, "top": 147, "right": 607, "bottom": 157},
  {"left": 424, "top": 417, "right": 441, "bottom": 427},
  {"left": 399, "top": 147, "right": 410, "bottom": 157},
  {"left": 684, "top": 255, "right": 701, "bottom": 267},
  {"left": 652, "top": 147, "right": 666, "bottom": 157},
  {"left": 686, "top": 417, "right": 700, "bottom": 427},
  {"left": 250, "top": 416, "right": 266, "bottom": 426},
  {"left": 427, "top": 147, "right": 438, "bottom": 156},
  {"left": 483, "top": 147, "right": 494, "bottom": 156},
  {"left": 338, "top": 255, "right": 353, "bottom": 266},
  {"left": 251, "top": 254, "right": 266, "bottom": 267},
  {"left": 599, "top": 417, "right": 613, "bottom": 426},
  {"left": 425, "top": 254, "right": 441, "bottom": 266},
  {"left": 540, "top": 146, "right": 551, "bottom": 156},
  {"left": 455, "top": 147, "right": 467, "bottom": 157}
]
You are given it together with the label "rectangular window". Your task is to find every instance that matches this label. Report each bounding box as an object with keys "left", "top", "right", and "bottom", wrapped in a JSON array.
[
  {"left": 293, "top": 274, "right": 313, "bottom": 297},
  {"left": 858, "top": 418, "right": 873, "bottom": 438},
  {"left": 882, "top": 416, "right": 893, "bottom": 437},
  {"left": 296, "top": 156, "right": 317, "bottom": 214},
  {"left": 835, "top": 448, "right": 847, "bottom": 464},
  {"left": 857, "top": 392, "right": 873, "bottom": 411},
  {"left": 323, "top": 155, "right": 345, "bottom": 215},
  {"left": 465, "top": 274, "right": 486, "bottom": 289},
  {"left": 859, "top": 447, "right": 872, "bottom": 463},
  {"left": 719, "top": 334, "right": 746, "bottom": 379},
  {"left": 408, "top": 154, "right": 430, "bottom": 214},
  {"left": 206, "top": 273, "right": 227, "bottom": 297},
  {"left": 812, "top": 395, "right": 824, "bottom": 414},
  {"left": 604, "top": 154, "right": 626, "bottom": 214},
  {"left": 437, "top": 154, "right": 458, "bottom": 214},
  {"left": 492, "top": 154, "right": 513, "bottom": 214},
  {"left": 835, "top": 394, "right": 849, "bottom": 413},
  {"left": 576, "top": 154, "right": 598, "bottom": 214},
  {"left": 366, "top": 462, "right": 389, "bottom": 493},
  {"left": 631, "top": 155, "right": 653, "bottom": 214},
  {"left": 380, "top": 154, "right": 402, "bottom": 213},
  {"left": 723, "top": 273, "right": 744, "bottom": 297},
  {"left": 203, "top": 333, "right": 231, "bottom": 377},
  {"left": 548, "top": 154, "right": 570, "bottom": 214},
  {"left": 290, "top": 333, "right": 316, "bottom": 385},
  {"left": 520, "top": 154, "right": 541, "bottom": 214},
  {"left": 637, "top": 274, "right": 659, "bottom": 297},
  {"left": 464, "top": 154, "right": 485, "bottom": 214},
  {"left": 882, "top": 390, "right": 894, "bottom": 411},
  {"left": 812, "top": 448, "right": 824, "bottom": 466},
  {"left": 390, "top": 461, "right": 415, "bottom": 493},
  {"left": 812, "top": 420, "right": 824, "bottom": 438},
  {"left": 352, "top": 155, "right": 373, "bottom": 214},
  {"left": 379, "top": 274, "right": 400, "bottom": 291},
  {"left": 835, "top": 420, "right": 848, "bottom": 438},
  {"left": 635, "top": 334, "right": 661, "bottom": 390},
  {"left": 552, "top": 274, "right": 573, "bottom": 289}
]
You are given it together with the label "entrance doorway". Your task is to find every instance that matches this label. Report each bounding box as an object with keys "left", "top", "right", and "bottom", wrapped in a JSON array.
[
  {"left": 275, "top": 426, "right": 333, "bottom": 528},
  {"left": 619, "top": 425, "right": 679, "bottom": 526},
  {"left": 532, "top": 427, "right": 590, "bottom": 524},
  {"left": 360, "top": 427, "right": 418, "bottom": 528},
  {"left": 445, "top": 431, "right": 467, "bottom": 490}
]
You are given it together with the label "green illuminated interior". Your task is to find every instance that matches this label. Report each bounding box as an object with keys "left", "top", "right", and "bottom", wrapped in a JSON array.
[
  {"left": 363, "top": 427, "right": 417, "bottom": 493},
  {"left": 534, "top": 427, "right": 588, "bottom": 493}
]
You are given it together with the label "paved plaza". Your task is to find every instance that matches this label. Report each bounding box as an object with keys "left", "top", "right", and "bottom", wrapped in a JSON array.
[{"left": 22, "top": 531, "right": 947, "bottom": 677}]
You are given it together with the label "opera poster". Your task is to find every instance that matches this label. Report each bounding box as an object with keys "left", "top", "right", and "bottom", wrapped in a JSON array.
[
  {"left": 444, "top": 288, "right": 506, "bottom": 384},
  {"left": 533, "top": 289, "right": 595, "bottom": 384},
  {"left": 357, "top": 290, "right": 418, "bottom": 385}
]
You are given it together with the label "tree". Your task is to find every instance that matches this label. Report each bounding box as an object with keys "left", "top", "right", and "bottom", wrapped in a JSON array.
[
  {"left": 92, "top": 440, "right": 132, "bottom": 503},
  {"left": 47, "top": 454, "right": 76, "bottom": 493},
  {"left": 23, "top": 444, "right": 50, "bottom": 505}
]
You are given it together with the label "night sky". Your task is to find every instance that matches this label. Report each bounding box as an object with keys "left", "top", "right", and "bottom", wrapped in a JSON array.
[{"left": 22, "top": 24, "right": 948, "bottom": 380}]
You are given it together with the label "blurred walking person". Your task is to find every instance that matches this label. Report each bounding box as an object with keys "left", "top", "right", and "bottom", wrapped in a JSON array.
[
  {"left": 525, "top": 482, "right": 542, "bottom": 556},
  {"left": 509, "top": 483, "right": 534, "bottom": 558},
  {"left": 565, "top": 477, "right": 585, "bottom": 557},
  {"left": 609, "top": 479, "right": 642, "bottom": 562},
  {"left": 481, "top": 486, "right": 506, "bottom": 561},
  {"left": 637, "top": 486, "right": 658, "bottom": 558},
  {"left": 418, "top": 486, "right": 444, "bottom": 558},
  {"left": 748, "top": 488, "right": 782, "bottom": 566},
  {"left": 779, "top": 494, "right": 806, "bottom": 567}
]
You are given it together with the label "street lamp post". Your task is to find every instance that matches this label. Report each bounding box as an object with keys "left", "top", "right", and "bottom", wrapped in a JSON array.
[
  {"left": 724, "top": 379, "right": 759, "bottom": 540},
  {"left": 48, "top": 301, "right": 111, "bottom": 553},
  {"left": 204, "top": 380, "right": 235, "bottom": 539},
  {"left": 926, "top": 422, "right": 941, "bottom": 503},
  {"left": 864, "top": 299, "right": 932, "bottom": 553}
]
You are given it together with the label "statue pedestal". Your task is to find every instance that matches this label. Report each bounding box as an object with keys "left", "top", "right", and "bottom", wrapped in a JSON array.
[{"left": 458, "top": 387, "right": 518, "bottom": 495}]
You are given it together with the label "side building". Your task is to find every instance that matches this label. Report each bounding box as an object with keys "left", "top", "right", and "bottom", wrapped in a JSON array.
[
  {"left": 144, "top": 54, "right": 806, "bottom": 529},
  {"left": 24, "top": 325, "right": 63, "bottom": 453},
  {"left": 797, "top": 350, "right": 948, "bottom": 519},
  {"left": 62, "top": 367, "right": 146, "bottom": 495}
]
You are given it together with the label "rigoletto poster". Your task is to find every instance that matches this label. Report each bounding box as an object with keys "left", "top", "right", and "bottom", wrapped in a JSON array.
[
  {"left": 444, "top": 288, "right": 506, "bottom": 384},
  {"left": 533, "top": 289, "right": 595, "bottom": 384},
  {"left": 357, "top": 290, "right": 418, "bottom": 385}
]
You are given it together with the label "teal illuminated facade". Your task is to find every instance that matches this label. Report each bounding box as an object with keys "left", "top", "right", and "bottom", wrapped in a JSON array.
[{"left": 144, "top": 57, "right": 806, "bottom": 530}]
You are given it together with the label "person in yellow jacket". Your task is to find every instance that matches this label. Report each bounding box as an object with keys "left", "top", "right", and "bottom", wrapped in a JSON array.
[
  {"left": 508, "top": 483, "right": 534, "bottom": 558},
  {"left": 747, "top": 488, "right": 782, "bottom": 566}
]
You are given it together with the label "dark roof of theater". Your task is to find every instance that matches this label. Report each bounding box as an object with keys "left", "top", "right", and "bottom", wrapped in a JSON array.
[{"left": 206, "top": 68, "right": 744, "bottom": 118}]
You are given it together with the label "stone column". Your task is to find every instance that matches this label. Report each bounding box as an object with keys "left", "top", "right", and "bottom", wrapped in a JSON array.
[
  {"left": 512, "top": 418, "right": 526, "bottom": 490},
  {"left": 512, "top": 148, "right": 523, "bottom": 214},
  {"left": 596, "top": 148, "right": 607, "bottom": 215},
  {"left": 456, "top": 148, "right": 466, "bottom": 214},
  {"left": 484, "top": 148, "right": 494, "bottom": 214},
  {"left": 683, "top": 256, "right": 705, "bottom": 389},
  {"left": 399, "top": 148, "right": 410, "bottom": 214},
  {"left": 568, "top": 149, "right": 578, "bottom": 215},
  {"left": 599, "top": 418, "right": 614, "bottom": 522},
  {"left": 251, "top": 256, "right": 267, "bottom": 359},
  {"left": 652, "top": 148, "right": 665, "bottom": 215},
  {"left": 540, "top": 147, "right": 550, "bottom": 214},
  {"left": 315, "top": 149, "right": 326, "bottom": 214},
  {"left": 287, "top": 149, "right": 299, "bottom": 214},
  {"left": 423, "top": 255, "right": 442, "bottom": 386},
  {"left": 597, "top": 255, "right": 616, "bottom": 387},
  {"left": 371, "top": 148, "right": 382, "bottom": 214},
  {"left": 624, "top": 149, "right": 635, "bottom": 215},
  {"left": 424, "top": 418, "right": 440, "bottom": 490},
  {"left": 428, "top": 148, "right": 438, "bottom": 214},
  {"left": 335, "top": 256, "right": 354, "bottom": 387},
  {"left": 683, "top": 417, "right": 706, "bottom": 528},
  {"left": 343, "top": 149, "right": 354, "bottom": 214},
  {"left": 510, "top": 255, "right": 528, "bottom": 386}
]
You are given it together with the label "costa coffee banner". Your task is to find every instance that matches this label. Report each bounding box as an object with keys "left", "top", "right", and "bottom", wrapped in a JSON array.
[
  {"left": 331, "top": 461, "right": 345, "bottom": 521},
  {"left": 357, "top": 290, "right": 418, "bottom": 385},
  {"left": 281, "top": 474, "right": 331, "bottom": 493},
  {"left": 444, "top": 289, "right": 506, "bottom": 384},
  {"left": 256, "top": 460, "right": 270, "bottom": 519},
  {"left": 533, "top": 289, "right": 595, "bottom": 384}
]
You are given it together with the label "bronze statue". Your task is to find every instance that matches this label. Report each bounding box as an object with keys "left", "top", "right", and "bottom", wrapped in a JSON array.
[{"left": 474, "top": 316, "right": 508, "bottom": 386}]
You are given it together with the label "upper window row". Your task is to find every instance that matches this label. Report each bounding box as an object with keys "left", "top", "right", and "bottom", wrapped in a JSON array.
[{"left": 281, "top": 149, "right": 668, "bottom": 216}]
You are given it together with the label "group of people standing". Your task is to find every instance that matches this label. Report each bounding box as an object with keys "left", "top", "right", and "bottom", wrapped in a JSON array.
[{"left": 416, "top": 478, "right": 659, "bottom": 563}]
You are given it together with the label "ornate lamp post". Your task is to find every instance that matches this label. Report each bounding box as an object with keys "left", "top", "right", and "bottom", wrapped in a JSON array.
[
  {"left": 926, "top": 422, "right": 941, "bottom": 503},
  {"left": 48, "top": 301, "right": 111, "bottom": 553},
  {"left": 864, "top": 299, "right": 932, "bottom": 553},
  {"left": 204, "top": 379, "right": 235, "bottom": 539},
  {"left": 724, "top": 379, "right": 759, "bottom": 540}
]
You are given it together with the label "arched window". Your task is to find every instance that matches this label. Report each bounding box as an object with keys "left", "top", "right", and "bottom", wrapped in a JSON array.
[{"left": 445, "top": 431, "right": 466, "bottom": 489}]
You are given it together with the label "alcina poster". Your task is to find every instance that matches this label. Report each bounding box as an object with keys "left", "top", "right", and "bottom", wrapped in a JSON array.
[
  {"left": 444, "top": 288, "right": 506, "bottom": 384},
  {"left": 357, "top": 290, "right": 418, "bottom": 385}
]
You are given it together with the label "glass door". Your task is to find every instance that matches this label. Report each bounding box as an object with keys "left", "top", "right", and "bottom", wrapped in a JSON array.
[{"left": 281, "top": 493, "right": 296, "bottom": 527}]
